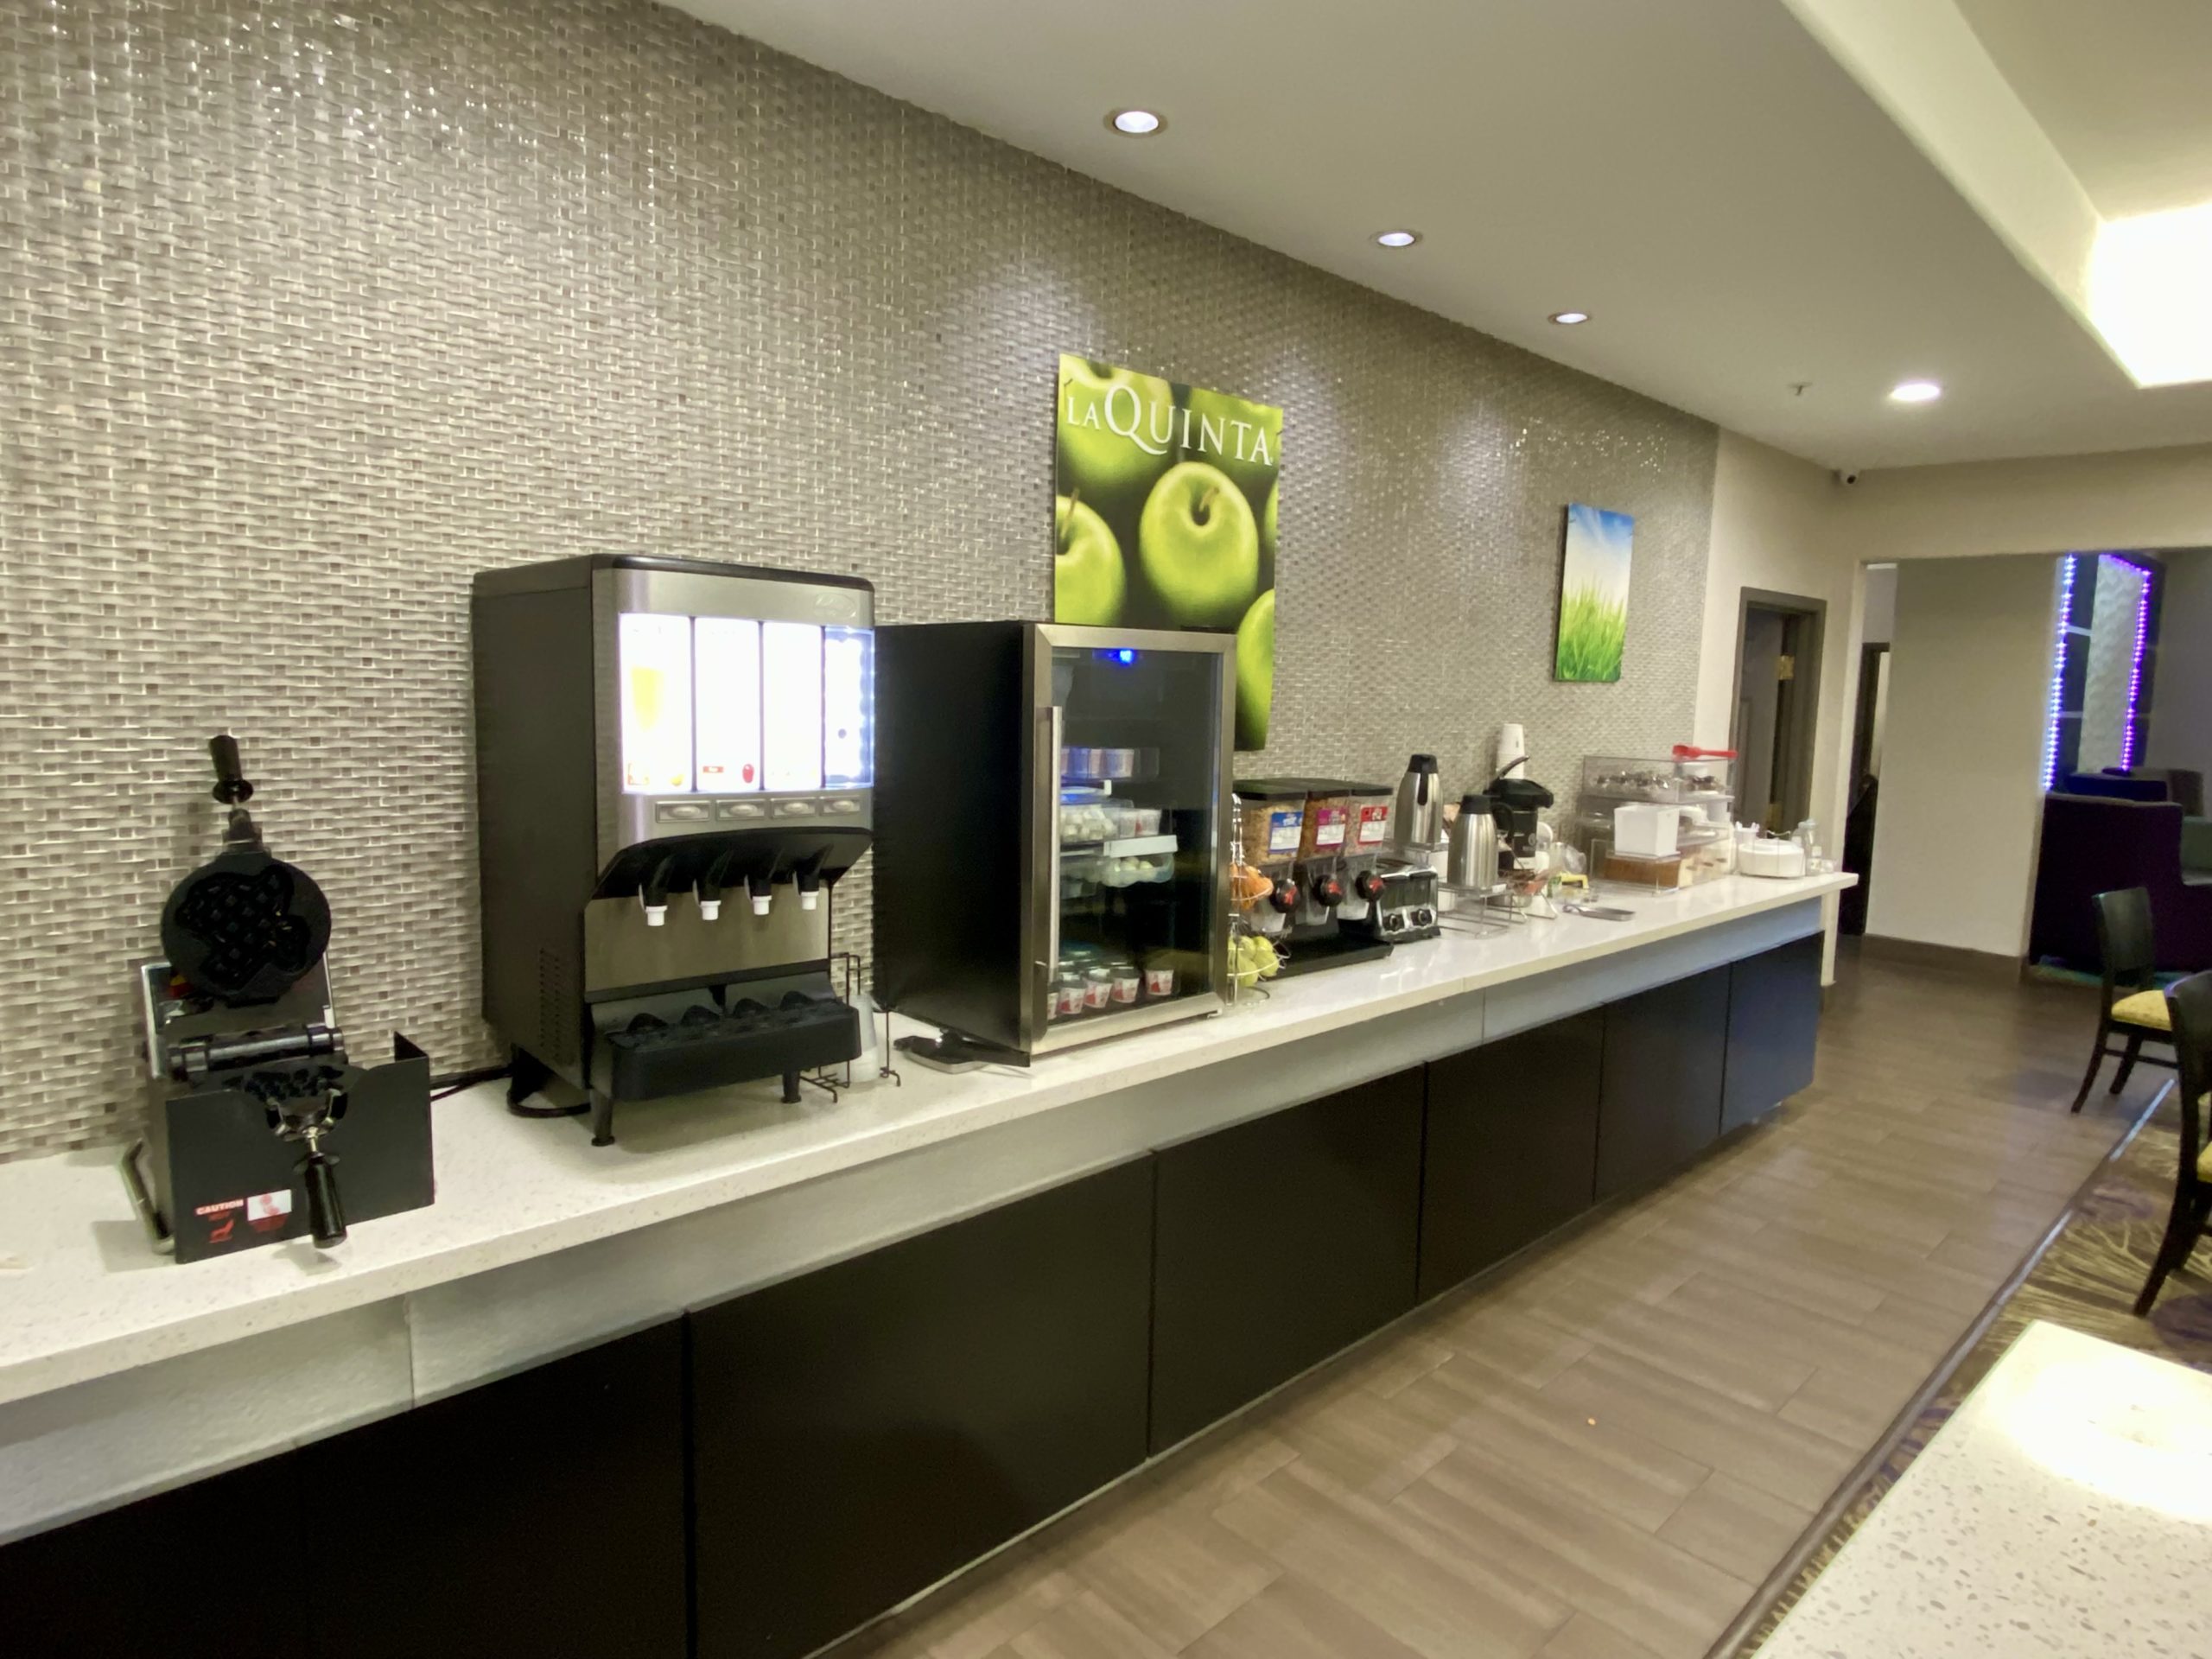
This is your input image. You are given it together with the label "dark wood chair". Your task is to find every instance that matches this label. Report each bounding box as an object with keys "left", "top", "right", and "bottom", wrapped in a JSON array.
[
  {"left": 2069, "top": 886, "right": 2179, "bottom": 1112},
  {"left": 2134, "top": 972, "right": 2212, "bottom": 1314}
]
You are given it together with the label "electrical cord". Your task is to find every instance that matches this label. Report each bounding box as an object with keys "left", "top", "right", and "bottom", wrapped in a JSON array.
[{"left": 428, "top": 1063, "right": 511, "bottom": 1103}]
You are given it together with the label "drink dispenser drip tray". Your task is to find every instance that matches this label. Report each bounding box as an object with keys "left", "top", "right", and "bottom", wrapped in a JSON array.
[{"left": 594, "top": 976, "right": 859, "bottom": 1103}]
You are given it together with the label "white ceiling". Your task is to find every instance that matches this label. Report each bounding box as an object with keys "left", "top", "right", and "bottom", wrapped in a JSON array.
[
  {"left": 1955, "top": 0, "right": 2212, "bottom": 219},
  {"left": 675, "top": 0, "right": 2212, "bottom": 471}
]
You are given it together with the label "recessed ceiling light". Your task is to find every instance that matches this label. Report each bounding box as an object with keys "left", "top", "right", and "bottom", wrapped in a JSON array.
[
  {"left": 1890, "top": 379, "right": 1942, "bottom": 404},
  {"left": 1107, "top": 109, "right": 1164, "bottom": 136},
  {"left": 1374, "top": 230, "right": 1421, "bottom": 249},
  {"left": 1550, "top": 310, "right": 1590, "bottom": 326}
]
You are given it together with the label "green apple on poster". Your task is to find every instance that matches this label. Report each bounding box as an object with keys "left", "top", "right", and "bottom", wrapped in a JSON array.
[{"left": 1052, "top": 353, "right": 1281, "bottom": 749}]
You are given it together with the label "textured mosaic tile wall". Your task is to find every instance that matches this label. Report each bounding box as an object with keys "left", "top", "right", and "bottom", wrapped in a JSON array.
[{"left": 0, "top": 0, "right": 1716, "bottom": 1159}]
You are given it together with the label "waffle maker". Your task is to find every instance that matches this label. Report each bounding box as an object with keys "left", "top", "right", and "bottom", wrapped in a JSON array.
[{"left": 124, "top": 736, "right": 435, "bottom": 1263}]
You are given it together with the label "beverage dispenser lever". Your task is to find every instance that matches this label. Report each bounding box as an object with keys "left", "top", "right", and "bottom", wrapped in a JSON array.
[
  {"left": 797, "top": 855, "right": 824, "bottom": 912},
  {"left": 747, "top": 874, "right": 773, "bottom": 918}
]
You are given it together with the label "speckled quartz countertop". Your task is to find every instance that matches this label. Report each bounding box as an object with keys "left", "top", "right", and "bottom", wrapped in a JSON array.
[
  {"left": 1759, "top": 1320, "right": 2212, "bottom": 1658},
  {"left": 0, "top": 873, "right": 1849, "bottom": 1409}
]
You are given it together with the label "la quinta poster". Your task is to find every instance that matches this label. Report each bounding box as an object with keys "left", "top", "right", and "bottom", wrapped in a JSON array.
[{"left": 1053, "top": 354, "right": 1280, "bottom": 749}]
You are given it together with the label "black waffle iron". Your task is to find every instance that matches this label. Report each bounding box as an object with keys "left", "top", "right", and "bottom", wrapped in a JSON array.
[{"left": 124, "top": 736, "right": 435, "bottom": 1263}]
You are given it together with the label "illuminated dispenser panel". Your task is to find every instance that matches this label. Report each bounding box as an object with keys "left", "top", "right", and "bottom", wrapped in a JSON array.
[{"left": 614, "top": 609, "right": 874, "bottom": 851}]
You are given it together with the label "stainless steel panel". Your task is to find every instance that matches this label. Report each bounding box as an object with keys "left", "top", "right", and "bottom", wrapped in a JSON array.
[
  {"left": 583, "top": 893, "right": 832, "bottom": 995},
  {"left": 1030, "top": 992, "right": 1226, "bottom": 1055},
  {"left": 610, "top": 567, "right": 873, "bottom": 629},
  {"left": 612, "top": 791, "right": 873, "bottom": 853}
]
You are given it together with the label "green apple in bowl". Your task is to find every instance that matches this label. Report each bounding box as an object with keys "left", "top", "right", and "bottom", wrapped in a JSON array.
[
  {"left": 1054, "top": 493, "right": 1125, "bottom": 626},
  {"left": 1180, "top": 385, "right": 1281, "bottom": 513},
  {"left": 1235, "top": 588, "right": 1275, "bottom": 750},
  {"left": 1057, "top": 356, "right": 1176, "bottom": 526},
  {"left": 1137, "top": 461, "right": 1260, "bottom": 628}
]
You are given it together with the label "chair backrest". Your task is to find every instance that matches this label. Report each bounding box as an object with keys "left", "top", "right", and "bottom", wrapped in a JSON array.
[
  {"left": 2094, "top": 886, "right": 2159, "bottom": 995},
  {"left": 2166, "top": 972, "right": 2212, "bottom": 1188}
]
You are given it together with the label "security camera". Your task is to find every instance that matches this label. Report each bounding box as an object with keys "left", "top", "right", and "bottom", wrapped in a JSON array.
[{"left": 1834, "top": 467, "right": 1862, "bottom": 486}]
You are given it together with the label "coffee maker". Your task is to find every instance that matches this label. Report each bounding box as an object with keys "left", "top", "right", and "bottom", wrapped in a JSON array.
[
  {"left": 473, "top": 556, "right": 873, "bottom": 1145},
  {"left": 1488, "top": 773, "right": 1556, "bottom": 874}
]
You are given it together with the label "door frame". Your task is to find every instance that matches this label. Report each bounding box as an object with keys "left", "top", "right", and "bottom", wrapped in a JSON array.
[{"left": 1728, "top": 588, "right": 1828, "bottom": 832}]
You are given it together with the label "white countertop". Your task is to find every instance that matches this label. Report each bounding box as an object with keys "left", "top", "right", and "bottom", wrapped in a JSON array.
[
  {"left": 0, "top": 873, "right": 1848, "bottom": 1410},
  {"left": 1760, "top": 1319, "right": 2212, "bottom": 1658}
]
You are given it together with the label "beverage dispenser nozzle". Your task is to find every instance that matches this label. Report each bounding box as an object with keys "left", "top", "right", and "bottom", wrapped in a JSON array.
[
  {"left": 747, "top": 874, "right": 773, "bottom": 918},
  {"left": 641, "top": 855, "right": 677, "bottom": 928},
  {"left": 698, "top": 852, "right": 734, "bottom": 922},
  {"left": 797, "top": 855, "right": 825, "bottom": 913}
]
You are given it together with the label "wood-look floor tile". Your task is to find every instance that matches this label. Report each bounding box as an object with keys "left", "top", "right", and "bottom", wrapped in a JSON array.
[
  {"left": 1391, "top": 1353, "right": 1709, "bottom": 1533},
  {"left": 1655, "top": 1470, "right": 1815, "bottom": 1585},
  {"left": 1392, "top": 1448, "right": 1752, "bottom": 1659},
  {"left": 1510, "top": 1270, "right": 1819, "bottom": 1414},
  {"left": 1212, "top": 1460, "right": 1571, "bottom": 1659},
  {"left": 1654, "top": 1274, "right": 1938, "bottom": 1397},
  {"left": 897, "top": 1561, "right": 1083, "bottom": 1659},
  {"left": 1428, "top": 1297, "right": 1596, "bottom": 1389},
  {"left": 1265, "top": 1377, "right": 1457, "bottom": 1502},
  {"left": 1922, "top": 1230, "right": 2037, "bottom": 1283},
  {"left": 1637, "top": 1222, "right": 1889, "bottom": 1323},
  {"left": 1064, "top": 1508, "right": 1278, "bottom": 1653},
  {"left": 1535, "top": 1612, "right": 1668, "bottom": 1659},
  {"left": 982, "top": 1589, "right": 1177, "bottom": 1659},
  {"left": 1116, "top": 1421, "right": 1298, "bottom": 1522},
  {"left": 1181, "top": 1573, "right": 1429, "bottom": 1659},
  {"left": 1777, "top": 1361, "right": 1921, "bottom": 1448},
  {"left": 1541, "top": 1346, "right": 1859, "bottom": 1510}
]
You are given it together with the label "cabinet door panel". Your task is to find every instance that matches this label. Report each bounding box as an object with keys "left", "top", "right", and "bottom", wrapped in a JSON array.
[
  {"left": 305, "top": 1319, "right": 688, "bottom": 1659},
  {"left": 1723, "top": 934, "right": 1823, "bottom": 1131},
  {"left": 1421, "top": 1010, "right": 1603, "bottom": 1300},
  {"left": 0, "top": 1321, "right": 688, "bottom": 1659},
  {"left": 690, "top": 1160, "right": 1154, "bottom": 1659},
  {"left": 1151, "top": 1068, "right": 1424, "bottom": 1451},
  {"left": 1597, "top": 966, "right": 1731, "bottom": 1198}
]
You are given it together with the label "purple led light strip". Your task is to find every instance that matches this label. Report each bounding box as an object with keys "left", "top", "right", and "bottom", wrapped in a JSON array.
[
  {"left": 2044, "top": 556, "right": 2077, "bottom": 791},
  {"left": 2102, "top": 554, "right": 2155, "bottom": 772}
]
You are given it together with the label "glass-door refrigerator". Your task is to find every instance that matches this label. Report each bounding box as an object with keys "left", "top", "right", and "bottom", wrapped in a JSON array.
[{"left": 874, "top": 622, "right": 1234, "bottom": 1059}]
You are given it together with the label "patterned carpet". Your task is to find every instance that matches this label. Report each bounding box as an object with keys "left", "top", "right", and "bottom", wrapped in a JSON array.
[{"left": 1732, "top": 1077, "right": 2212, "bottom": 1655}]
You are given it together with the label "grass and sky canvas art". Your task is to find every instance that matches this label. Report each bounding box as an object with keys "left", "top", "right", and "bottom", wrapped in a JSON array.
[{"left": 1554, "top": 504, "right": 1632, "bottom": 683}]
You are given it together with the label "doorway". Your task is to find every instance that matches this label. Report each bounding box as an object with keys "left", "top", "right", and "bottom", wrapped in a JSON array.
[{"left": 1729, "top": 588, "right": 1827, "bottom": 835}]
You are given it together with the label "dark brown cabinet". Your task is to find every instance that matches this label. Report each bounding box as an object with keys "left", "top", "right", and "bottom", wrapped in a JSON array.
[
  {"left": 1420, "top": 1008, "right": 1604, "bottom": 1300},
  {"left": 688, "top": 1159, "right": 1154, "bottom": 1659},
  {"left": 1149, "top": 1068, "right": 1424, "bottom": 1451},
  {"left": 1596, "top": 965, "right": 1732, "bottom": 1198},
  {"left": 0, "top": 1320, "right": 689, "bottom": 1659},
  {"left": 1723, "top": 934, "right": 1824, "bottom": 1131}
]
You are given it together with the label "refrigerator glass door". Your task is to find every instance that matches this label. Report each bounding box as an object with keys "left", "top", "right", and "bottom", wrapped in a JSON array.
[{"left": 1039, "top": 637, "right": 1228, "bottom": 1046}]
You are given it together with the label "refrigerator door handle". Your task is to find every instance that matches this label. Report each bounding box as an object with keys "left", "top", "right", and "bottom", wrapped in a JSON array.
[{"left": 1046, "top": 703, "right": 1063, "bottom": 979}]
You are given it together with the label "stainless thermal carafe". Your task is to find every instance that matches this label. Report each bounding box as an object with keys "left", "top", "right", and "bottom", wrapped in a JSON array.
[
  {"left": 1446, "top": 791, "right": 1497, "bottom": 890},
  {"left": 1394, "top": 753, "right": 1442, "bottom": 849}
]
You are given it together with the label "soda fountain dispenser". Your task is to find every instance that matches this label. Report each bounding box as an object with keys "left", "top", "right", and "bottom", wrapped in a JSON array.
[{"left": 472, "top": 555, "right": 874, "bottom": 1144}]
